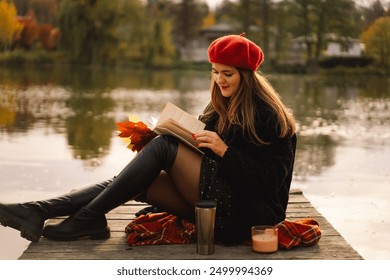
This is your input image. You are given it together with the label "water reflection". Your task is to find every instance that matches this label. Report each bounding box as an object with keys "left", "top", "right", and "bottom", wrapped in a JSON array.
[
  {"left": 65, "top": 89, "right": 115, "bottom": 160},
  {"left": 270, "top": 74, "right": 389, "bottom": 180},
  {"left": 0, "top": 66, "right": 389, "bottom": 177}
]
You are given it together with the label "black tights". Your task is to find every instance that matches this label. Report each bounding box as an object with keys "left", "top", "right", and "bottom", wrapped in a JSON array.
[{"left": 143, "top": 142, "right": 202, "bottom": 219}]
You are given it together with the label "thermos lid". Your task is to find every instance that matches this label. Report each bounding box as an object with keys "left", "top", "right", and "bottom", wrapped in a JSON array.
[{"left": 196, "top": 200, "right": 216, "bottom": 208}]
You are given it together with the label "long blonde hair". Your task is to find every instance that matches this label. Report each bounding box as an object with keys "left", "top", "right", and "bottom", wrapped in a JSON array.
[{"left": 201, "top": 69, "right": 296, "bottom": 145}]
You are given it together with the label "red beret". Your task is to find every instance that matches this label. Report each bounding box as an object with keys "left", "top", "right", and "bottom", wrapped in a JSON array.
[{"left": 208, "top": 33, "right": 264, "bottom": 71}]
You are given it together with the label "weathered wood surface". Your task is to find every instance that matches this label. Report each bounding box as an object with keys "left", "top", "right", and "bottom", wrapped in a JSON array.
[{"left": 19, "top": 190, "right": 363, "bottom": 260}]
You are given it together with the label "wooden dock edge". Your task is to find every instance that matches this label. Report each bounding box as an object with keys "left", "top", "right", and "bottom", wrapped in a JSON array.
[{"left": 18, "top": 189, "right": 363, "bottom": 260}]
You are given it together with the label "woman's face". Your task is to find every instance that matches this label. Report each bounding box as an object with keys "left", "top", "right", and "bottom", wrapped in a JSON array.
[{"left": 212, "top": 63, "right": 241, "bottom": 98}]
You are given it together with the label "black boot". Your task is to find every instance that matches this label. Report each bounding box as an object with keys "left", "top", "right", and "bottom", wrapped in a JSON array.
[
  {"left": 0, "top": 179, "right": 113, "bottom": 242},
  {"left": 42, "top": 135, "right": 178, "bottom": 241}
]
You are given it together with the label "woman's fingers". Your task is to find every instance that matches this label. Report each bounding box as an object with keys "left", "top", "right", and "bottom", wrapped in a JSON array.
[{"left": 193, "top": 131, "right": 228, "bottom": 157}]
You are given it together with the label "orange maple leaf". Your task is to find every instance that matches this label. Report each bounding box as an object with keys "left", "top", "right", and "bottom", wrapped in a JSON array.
[{"left": 116, "top": 120, "right": 157, "bottom": 152}]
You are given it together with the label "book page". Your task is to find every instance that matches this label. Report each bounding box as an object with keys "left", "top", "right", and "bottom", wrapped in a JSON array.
[
  {"left": 156, "top": 102, "right": 205, "bottom": 133},
  {"left": 154, "top": 102, "right": 205, "bottom": 153},
  {"left": 154, "top": 120, "right": 203, "bottom": 153}
]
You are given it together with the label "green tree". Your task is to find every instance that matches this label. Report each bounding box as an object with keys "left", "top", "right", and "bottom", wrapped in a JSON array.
[
  {"left": 142, "top": 0, "right": 177, "bottom": 67},
  {"left": 216, "top": 0, "right": 240, "bottom": 25},
  {"left": 289, "top": 0, "right": 315, "bottom": 62},
  {"left": 313, "top": 0, "right": 359, "bottom": 59},
  {"left": 291, "top": 0, "right": 361, "bottom": 64},
  {"left": 361, "top": 17, "right": 390, "bottom": 69},
  {"left": 58, "top": 0, "right": 125, "bottom": 64},
  {"left": 236, "top": 0, "right": 274, "bottom": 56},
  {"left": 215, "top": 0, "right": 271, "bottom": 57},
  {"left": 173, "top": 0, "right": 209, "bottom": 47},
  {"left": 145, "top": 17, "right": 176, "bottom": 67},
  {"left": 273, "top": 0, "right": 297, "bottom": 63},
  {"left": 0, "top": 0, "right": 23, "bottom": 51}
]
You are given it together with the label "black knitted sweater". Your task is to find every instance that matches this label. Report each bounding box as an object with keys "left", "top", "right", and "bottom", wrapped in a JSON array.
[{"left": 199, "top": 99, "right": 297, "bottom": 242}]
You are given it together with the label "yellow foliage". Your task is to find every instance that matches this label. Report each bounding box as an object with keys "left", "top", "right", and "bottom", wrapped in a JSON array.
[
  {"left": 0, "top": 0, "right": 23, "bottom": 49},
  {"left": 0, "top": 91, "right": 16, "bottom": 128},
  {"left": 202, "top": 12, "right": 216, "bottom": 28},
  {"left": 0, "top": 106, "right": 15, "bottom": 128},
  {"left": 361, "top": 17, "right": 390, "bottom": 68}
]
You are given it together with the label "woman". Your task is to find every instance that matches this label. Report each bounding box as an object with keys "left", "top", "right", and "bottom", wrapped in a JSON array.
[{"left": 0, "top": 33, "right": 296, "bottom": 244}]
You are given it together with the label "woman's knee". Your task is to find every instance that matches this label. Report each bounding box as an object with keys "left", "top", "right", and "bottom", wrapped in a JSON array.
[{"left": 146, "top": 135, "right": 179, "bottom": 170}]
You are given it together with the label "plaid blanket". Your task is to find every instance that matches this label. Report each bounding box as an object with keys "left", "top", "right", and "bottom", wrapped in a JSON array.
[
  {"left": 125, "top": 213, "right": 321, "bottom": 249},
  {"left": 125, "top": 212, "right": 196, "bottom": 246},
  {"left": 277, "top": 218, "right": 322, "bottom": 249}
]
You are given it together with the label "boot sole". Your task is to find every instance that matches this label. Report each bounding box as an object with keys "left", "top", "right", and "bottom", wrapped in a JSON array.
[
  {"left": 42, "top": 226, "right": 111, "bottom": 241},
  {"left": 0, "top": 208, "right": 41, "bottom": 242}
]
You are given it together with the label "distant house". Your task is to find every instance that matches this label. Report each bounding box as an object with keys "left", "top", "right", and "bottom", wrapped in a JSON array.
[
  {"left": 200, "top": 23, "right": 234, "bottom": 43},
  {"left": 325, "top": 41, "right": 362, "bottom": 56},
  {"left": 286, "top": 34, "right": 364, "bottom": 66},
  {"left": 180, "top": 23, "right": 234, "bottom": 63},
  {"left": 323, "top": 34, "right": 363, "bottom": 57}
]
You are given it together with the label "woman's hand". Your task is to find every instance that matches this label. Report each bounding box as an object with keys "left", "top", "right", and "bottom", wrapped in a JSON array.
[{"left": 193, "top": 130, "right": 228, "bottom": 158}]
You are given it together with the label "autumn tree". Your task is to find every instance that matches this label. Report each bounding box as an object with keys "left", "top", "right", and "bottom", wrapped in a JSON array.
[
  {"left": 17, "top": 13, "right": 41, "bottom": 50},
  {"left": 361, "top": 17, "right": 390, "bottom": 69},
  {"left": 0, "top": 0, "right": 23, "bottom": 51},
  {"left": 12, "top": 0, "right": 29, "bottom": 16},
  {"left": 202, "top": 11, "right": 216, "bottom": 28},
  {"left": 13, "top": 0, "right": 61, "bottom": 25},
  {"left": 361, "top": 0, "right": 386, "bottom": 29}
]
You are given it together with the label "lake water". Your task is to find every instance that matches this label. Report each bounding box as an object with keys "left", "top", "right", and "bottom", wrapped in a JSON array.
[{"left": 0, "top": 66, "right": 389, "bottom": 260}]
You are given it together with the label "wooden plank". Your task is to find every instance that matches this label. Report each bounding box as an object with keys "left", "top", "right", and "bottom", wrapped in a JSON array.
[{"left": 18, "top": 190, "right": 363, "bottom": 260}]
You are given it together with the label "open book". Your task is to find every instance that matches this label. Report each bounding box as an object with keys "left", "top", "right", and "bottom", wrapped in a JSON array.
[{"left": 153, "top": 102, "right": 205, "bottom": 153}]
